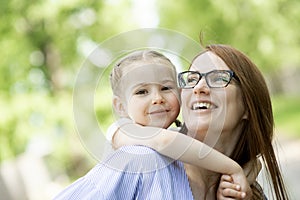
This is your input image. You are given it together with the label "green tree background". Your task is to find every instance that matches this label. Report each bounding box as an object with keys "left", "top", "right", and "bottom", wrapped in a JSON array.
[{"left": 1, "top": 0, "right": 299, "bottom": 198}]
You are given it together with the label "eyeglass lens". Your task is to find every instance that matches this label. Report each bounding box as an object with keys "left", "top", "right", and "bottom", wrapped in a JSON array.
[{"left": 179, "top": 70, "right": 232, "bottom": 88}]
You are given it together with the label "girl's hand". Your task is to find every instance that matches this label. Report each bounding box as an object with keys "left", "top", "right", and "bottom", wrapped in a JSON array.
[
  {"left": 217, "top": 174, "right": 253, "bottom": 200},
  {"left": 217, "top": 170, "right": 253, "bottom": 200}
]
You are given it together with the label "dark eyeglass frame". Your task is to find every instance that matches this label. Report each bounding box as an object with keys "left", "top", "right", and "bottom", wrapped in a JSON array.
[{"left": 178, "top": 70, "right": 238, "bottom": 89}]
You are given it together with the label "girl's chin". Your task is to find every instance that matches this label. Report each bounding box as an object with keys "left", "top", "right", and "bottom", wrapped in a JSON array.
[{"left": 147, "top": 122, "right": 171, "bottom": 129}]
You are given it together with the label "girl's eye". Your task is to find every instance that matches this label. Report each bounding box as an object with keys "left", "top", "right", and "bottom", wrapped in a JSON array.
[
  {"left": 162, "top": 86, "right": 172, "bottom": 91},
  {"left": 135, "top": 89, "right": 148, "bottom": 95}
]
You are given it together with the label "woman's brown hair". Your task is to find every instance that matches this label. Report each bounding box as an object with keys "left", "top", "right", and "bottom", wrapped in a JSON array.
[{"left": 205, "top": 44, "right": 289, "bottom": 200}]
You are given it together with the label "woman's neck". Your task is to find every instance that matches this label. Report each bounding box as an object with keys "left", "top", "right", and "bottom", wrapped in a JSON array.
[{"left": 184, "top": 164, "right": 220, "bottom": 200}]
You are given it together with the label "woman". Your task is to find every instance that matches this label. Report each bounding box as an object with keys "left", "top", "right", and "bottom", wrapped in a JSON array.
[
  {"left": 112, "top": 44, "right": 289, "bottom": 199},
  {"left": 177, "top": 44, "right": 289, "bottom": 199}
]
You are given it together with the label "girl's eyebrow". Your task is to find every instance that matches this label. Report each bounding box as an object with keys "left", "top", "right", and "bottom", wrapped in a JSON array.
[
  {"left": 130, "top": 80, "right": 176, "bottom": 90},
  {"left": 133, "top": 79, "right": 175, "bottom": 86},
  {"left": 129, "top": 83, "right": 148, "bottom": 92},
  {"left": 161, "top": 79, "right": 176, "bottom": 84}
]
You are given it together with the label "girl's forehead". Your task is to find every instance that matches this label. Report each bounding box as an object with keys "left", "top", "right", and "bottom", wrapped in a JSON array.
[{"left": 121, "top": 64, "right": 176, "bottom": 86}]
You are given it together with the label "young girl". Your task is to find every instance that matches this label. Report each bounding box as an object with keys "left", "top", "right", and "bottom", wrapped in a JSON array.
[{"left": 54, "top": 50, "right": 251, "bottom": 199}]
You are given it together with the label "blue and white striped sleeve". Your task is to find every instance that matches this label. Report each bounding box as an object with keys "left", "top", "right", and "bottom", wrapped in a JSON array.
[{"left": 53, "top": 146, "right": 193, "bottom": 200}]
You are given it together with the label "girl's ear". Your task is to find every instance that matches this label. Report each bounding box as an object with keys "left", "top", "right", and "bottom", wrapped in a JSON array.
[{"left": 113, "top": 95, "right": 127, "bottom": 117}]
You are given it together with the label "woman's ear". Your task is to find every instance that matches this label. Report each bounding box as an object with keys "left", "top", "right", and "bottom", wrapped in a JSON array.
[
  {"left": 113, "top": 95, "right": 127, "bottom": 117},
  {"left": 242, "top": 109, "right": 248, "bottom": 120}
]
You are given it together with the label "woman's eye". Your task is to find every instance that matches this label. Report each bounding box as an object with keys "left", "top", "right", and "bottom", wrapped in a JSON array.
[
  {"left": 135, "top": 89, "right": 148, "bottom": 95},
  {"left": 214, "top": 76, "right": 229, "bottom": 83},
  {"left": 187, "top": 77, "right": 197, "bottom": 83},
  {"left": 186, "top": 74, "right": 198, "bottom": 82}
]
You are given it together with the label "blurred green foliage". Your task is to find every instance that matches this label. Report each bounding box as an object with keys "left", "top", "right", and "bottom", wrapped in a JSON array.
[
  {"left": 1, "top": 0, "right": 299, "bottom": 182},
  {"left": 157, "top": 0, "right": 300, "bottom": 72},
  {"left": 273, "top": 95, "right": 300, "bottom": 137}
]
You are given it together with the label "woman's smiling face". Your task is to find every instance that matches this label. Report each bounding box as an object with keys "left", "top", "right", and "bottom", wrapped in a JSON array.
[{"left": 181, "top": 51, "right": 247, "bottom": 144}]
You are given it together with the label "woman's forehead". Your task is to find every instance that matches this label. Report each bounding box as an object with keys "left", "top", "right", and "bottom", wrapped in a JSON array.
[{"left": 190, "top": 52, "right": 229, "bottom": 71}]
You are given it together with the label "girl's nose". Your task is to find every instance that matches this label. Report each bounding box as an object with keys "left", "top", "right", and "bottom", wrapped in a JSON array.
[
  {"left": 193, "top": 78, "right": 210, "bottom": 95},
  {"left": 152, "top": 92, "right": 165, "bottom": 104}
]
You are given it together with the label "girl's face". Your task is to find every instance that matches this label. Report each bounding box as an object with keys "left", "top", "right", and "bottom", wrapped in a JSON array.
[
  {"left": 181, "top": 52, "right": 247, "bottom": 146},
  {"left": 120, "top": 64, "right": 180, "bottom": 129}
]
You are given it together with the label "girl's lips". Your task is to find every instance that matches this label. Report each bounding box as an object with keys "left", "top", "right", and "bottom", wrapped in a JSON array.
[{"left": 148, "top": 109, "right": 170, "bottom": 114}]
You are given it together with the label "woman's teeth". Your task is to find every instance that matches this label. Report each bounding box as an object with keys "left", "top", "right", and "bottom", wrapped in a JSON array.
[{"left": 192, "top": 102, "right": 212, "bottom": 110}]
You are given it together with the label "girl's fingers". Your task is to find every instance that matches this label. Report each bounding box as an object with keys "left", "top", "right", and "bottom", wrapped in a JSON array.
[
  {"left": 218, "top": 175, "right": 247, "bottom": 199},
  {"left": 220, "top": 175, "right": 233, "bottom": 182},
  {"left": 219, "top": 179, "right": 241, "bottom": 191},
  {"left": 222, "top": 188, "right": 246, "bottom": 199},
  {"left": 217, "top": 186, "right": 245, "bottom": 200}
]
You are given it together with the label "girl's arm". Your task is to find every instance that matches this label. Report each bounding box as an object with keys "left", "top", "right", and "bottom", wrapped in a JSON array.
[{"left": 111, "top": 120, "right": 250, "bottom": 195}]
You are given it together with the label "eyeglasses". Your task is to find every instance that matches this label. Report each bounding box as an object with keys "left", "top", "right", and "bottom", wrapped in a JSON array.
[{"left": 178, "top": 70, "right": 237, "bottom": 89}]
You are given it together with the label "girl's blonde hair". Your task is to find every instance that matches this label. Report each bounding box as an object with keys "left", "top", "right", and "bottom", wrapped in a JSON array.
[{"left": 110, "top": 50, "right": 177, "bottom": 96}]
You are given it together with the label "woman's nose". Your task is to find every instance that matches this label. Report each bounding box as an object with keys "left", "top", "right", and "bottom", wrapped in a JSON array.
[
  {"left": 152, "top": 92, "right": 165, "bottom": 104},
  {"left": 193, "top": 78, "right": 210, "bottom": 95}
]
